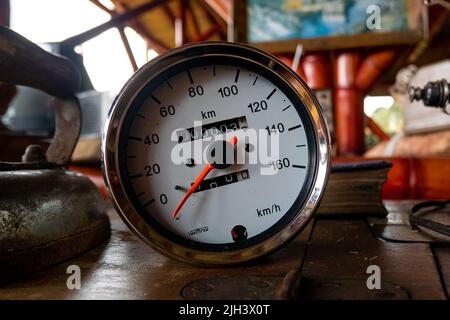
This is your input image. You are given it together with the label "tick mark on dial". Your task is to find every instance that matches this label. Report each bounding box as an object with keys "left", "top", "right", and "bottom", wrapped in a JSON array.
[
  {"left": 266, "top": 88, "right": 277, "bottom": 100},
  {"left": 136, "top": 113, "right": 146, "bottom": 119},
  {"left": 282, "top": 105, "right": 291, "bottom": 112},
  {"left": 296, "top": 144, "right": 306, "bottom": 148},
  {"left": 127, "top": 155, "right": 137, "bottom": 159},
  {"left": 213, "top": 65, "right": 216, "bottom": 76},
  {"left": 129, "top": 173, "right": 144, "bottom": 179},
  {"left": 252, "top": 76, "right": 258, "bottom": 86},
  {"left": 166, "top": 80, "right": 173, "bottom": 89},
  {"left": 136, "top": 191, "right": 146, "bottom": 197},
  {"left": 231, "top": 225, "right": 248, "bottom": 242},
  {"left": 128, "top": 136, "right": 142, "bottom": 141},
  {"left": 150, "top": 94, "right": 161, "bottom": 104},
  {"left": 292, "top": 164, "right": 306, "bottom": 169},
  {"left": 143, "top": 199, "right": 155, "bottom": 208},
  {"left": 234, "top": 69, "right": 240, "bottom": 83},
  {"left": 187, "top": 70, "right": 194, "bottom": 84},
  {"left": 288, "top": 124, "right": 302, "bottom": 131}
]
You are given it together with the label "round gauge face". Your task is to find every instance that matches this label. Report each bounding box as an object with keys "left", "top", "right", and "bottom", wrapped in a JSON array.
[{"left": 103, "top": 43, "right": 329, "bottom": 265}]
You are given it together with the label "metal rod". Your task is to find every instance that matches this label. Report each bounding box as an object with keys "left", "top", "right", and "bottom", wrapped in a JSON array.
[
  {"left": 89, "top": 0, "right": 113, "bottom": 14},
  {"left": 291, "top": 44, "right": 303, "bottom": 72},
  {"left": 118, "top": 27, "right": 138, "bottom": 72}
]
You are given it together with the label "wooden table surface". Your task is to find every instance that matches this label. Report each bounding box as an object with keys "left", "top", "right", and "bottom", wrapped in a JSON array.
[{"left": 1, "top": 201, "right": 449, "bottom": 300}]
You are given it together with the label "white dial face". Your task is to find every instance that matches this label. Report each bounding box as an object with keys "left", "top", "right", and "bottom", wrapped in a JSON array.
[{"left": 121, "top": 63, "right": 313, "bottom": 250}]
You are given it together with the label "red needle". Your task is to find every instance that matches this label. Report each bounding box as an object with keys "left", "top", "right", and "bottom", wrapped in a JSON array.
[{"left": 171, "top": 136, "right": 238, "bottom": 219}]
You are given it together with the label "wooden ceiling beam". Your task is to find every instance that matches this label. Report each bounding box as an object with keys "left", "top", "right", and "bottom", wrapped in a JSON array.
[
  {"left": 199, "top": 0, "right": 226, "bottom": 40},
  {"left": 194, "top": 23, "right": 222, "bottom": 42},
  {"left": 115, "top": 1, "right": 170, "bottom": 52},
  {"left": 63, "top": 0, "right": 172, "bottom": 48},
  {"left": 186, "top": 0, "right": 201, "bottom": 40},
  {"left": 202, "top": 0, "right": 230, "bottom": 25},
  {"left": 162, "top": 4, "right": 176, "bottom": 24}
]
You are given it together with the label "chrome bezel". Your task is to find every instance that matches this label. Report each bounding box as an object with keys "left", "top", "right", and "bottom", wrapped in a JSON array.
[{"left": 102, "top": 42, "right": 330, "bottom": 266}]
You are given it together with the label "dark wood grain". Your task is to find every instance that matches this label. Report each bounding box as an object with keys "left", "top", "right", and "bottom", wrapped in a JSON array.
[
  {"left": 435, "top": 247, "right": 450, "bottom": 299},
  {"left": 1, "top": 200, "right": 448, "bottom": 300},
  {"left": 301, "top": 218, "right": 446, "bottom": 299},
  {"left": 0, "top": 205, "right": 312, "bottom": 300}
]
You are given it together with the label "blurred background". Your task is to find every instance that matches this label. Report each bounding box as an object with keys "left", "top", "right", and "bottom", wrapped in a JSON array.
[{"left": 1, "top": 0, "right": 449, "bottom": 199}]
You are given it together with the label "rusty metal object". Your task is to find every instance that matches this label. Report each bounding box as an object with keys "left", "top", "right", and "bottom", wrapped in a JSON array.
[
  {"left": 0, "top": 97, "right": 81, "bottom": 167},
  {"left": 45, "top": 98, "right": 81, "bottom": 165},
  {"left": 0, "top": 26, "right": 81, "bottom": 166},
  {"left": 0, "top": 26, "right": 81, "bottom": 167},
  {"left": 0, "top": 27, "right": 109, "bottom": 284},
  {"left": 0, "top": 168, "right": 110, "bottom": 284},
  {"left": 21, "top": 145, "right": 46, "bottom": 163},
  {"left": 0, "top": 26, "right": 80, "bottom": 98}
]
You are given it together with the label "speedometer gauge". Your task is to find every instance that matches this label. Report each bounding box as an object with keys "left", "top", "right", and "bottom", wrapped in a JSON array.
[{"left": 102, "top": 42, "right": 330, "bottom": 266}]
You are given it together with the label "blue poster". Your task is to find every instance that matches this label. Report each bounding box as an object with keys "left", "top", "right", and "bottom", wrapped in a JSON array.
[{"left": 248, "top": 0, "right": 410, "bottom": 42}]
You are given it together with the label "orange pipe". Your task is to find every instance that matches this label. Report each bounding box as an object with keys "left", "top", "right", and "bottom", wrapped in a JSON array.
[
  {"left": 335, "top": 88, "right": 364, "bottom": 155},
  {"left": 334, "top": 52, "right": 364, "bottom": 155},
  {"left": 276, "top": 54, "right": 306, "bottom": 80},
  {"left": 334, "top": 51, "right": 360, "bottom": 88},
  {"left": 356, "top": 49, "right": 398, "bottom": 93},
  {"left": 301, "top": 53, "right": 331, "bottom": 89}
]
